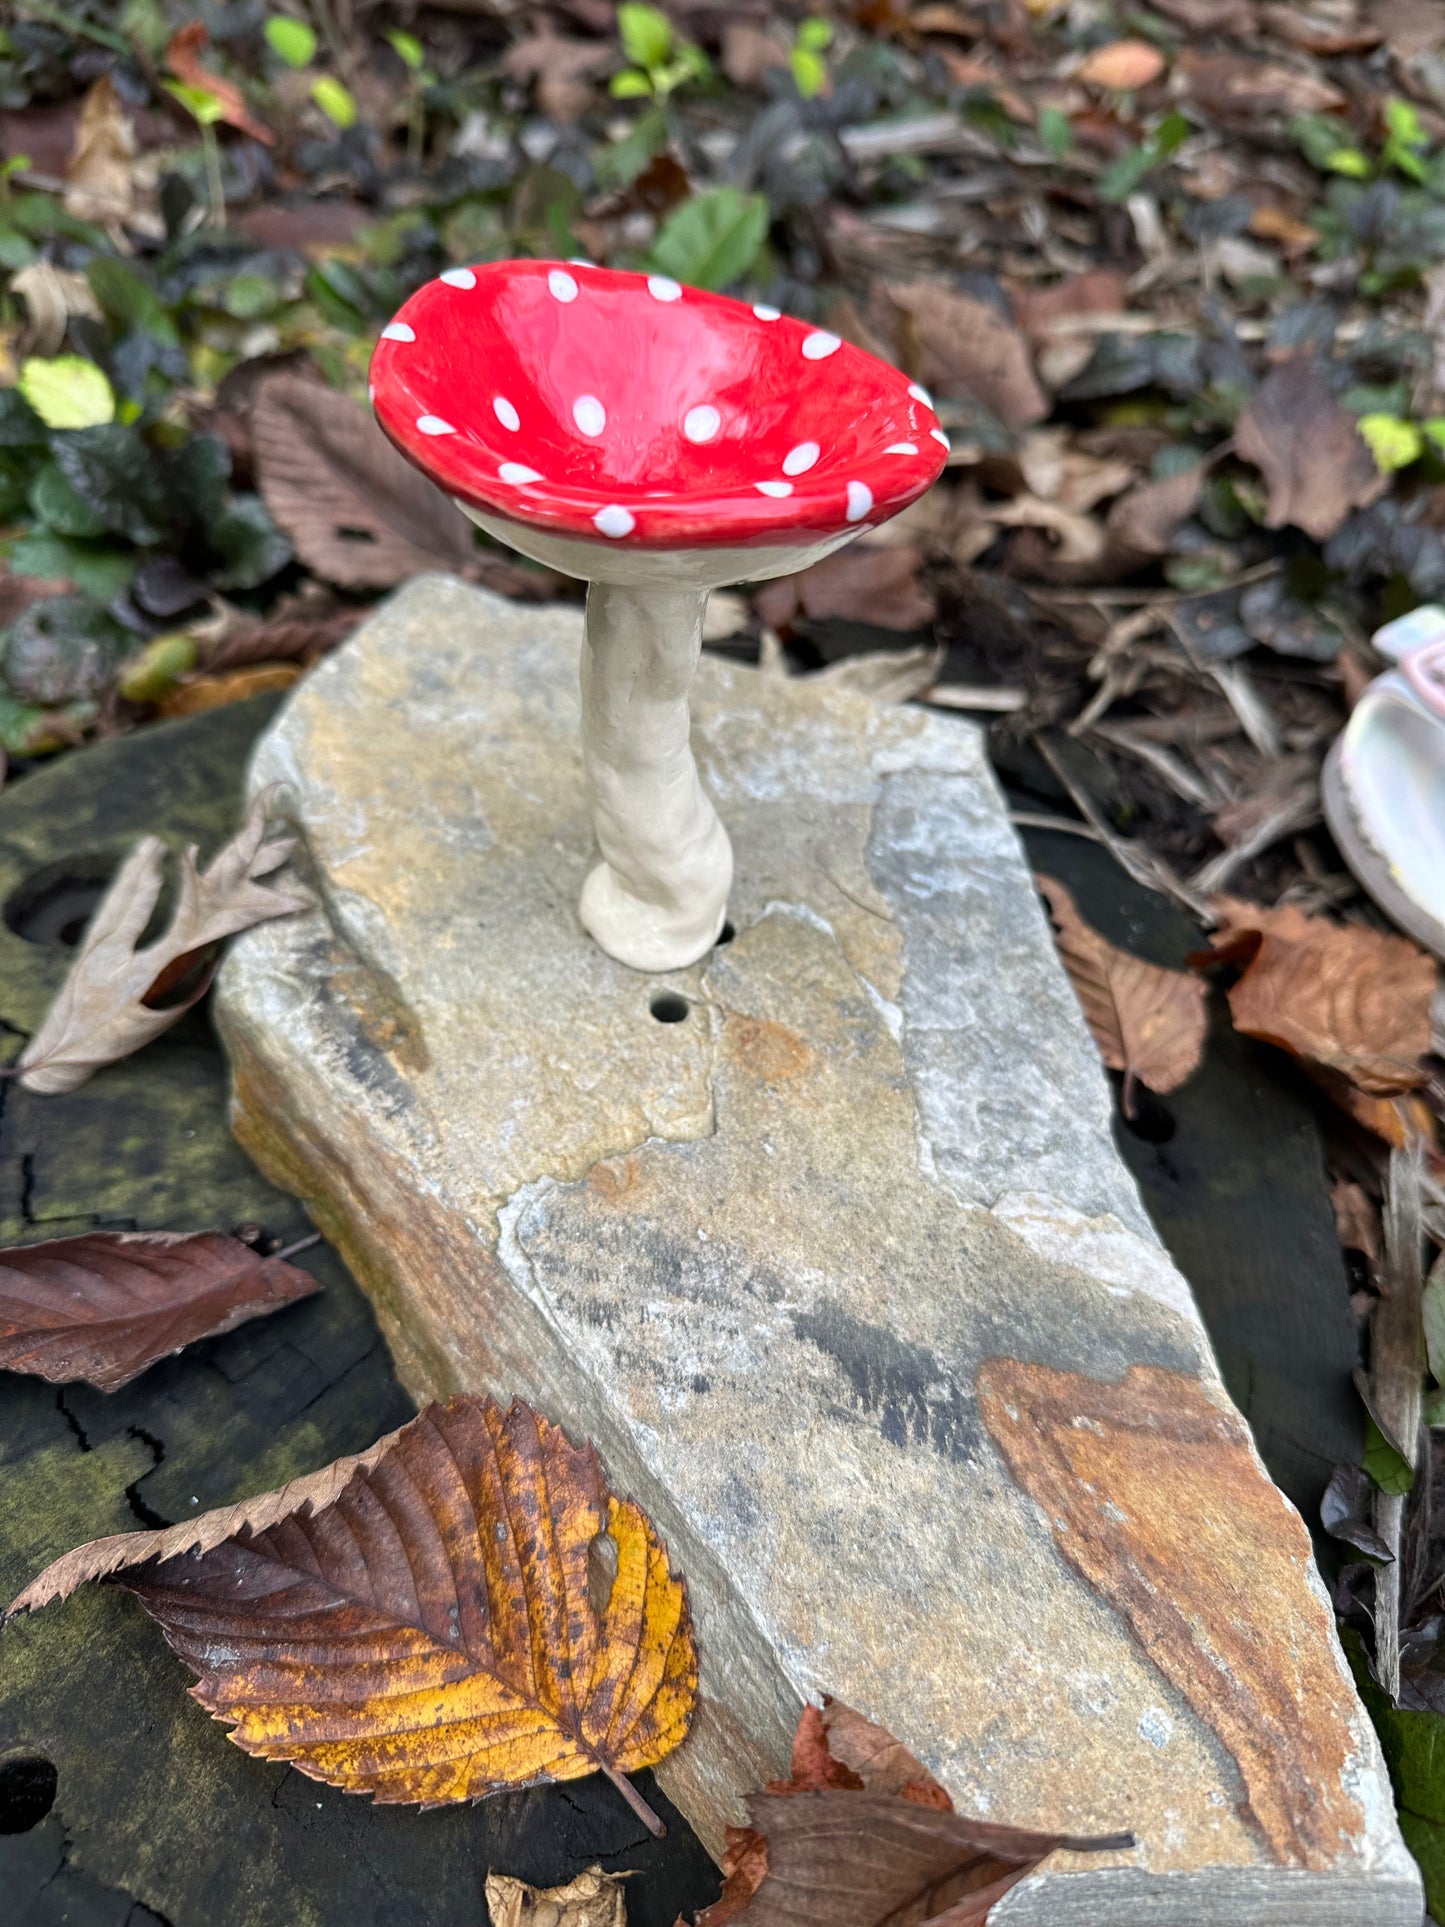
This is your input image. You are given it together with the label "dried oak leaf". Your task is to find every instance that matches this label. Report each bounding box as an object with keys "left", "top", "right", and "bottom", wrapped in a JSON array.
[
  {"left": 0, "top": 1230, "right": 319, "bottom": 1392},
  {"left": 1235, "top": 354, "right": 1386, "bottom": 542},
  {"left": 17, "top": 786, "right": 307, "bottom": 1096},
  {"left": 9, "top": 1397, "right": 696, "bottom": 1829},
  {"left": 688, "top": 1698, "right": 1129, "bottom": 1927},
  {"left": 1196, "top": 898, "right": 1437, "bottom": 1095},
  {"left": 165, "top": 24, "right": 273, "bottom": 145},
  {"left": 487, "top": 1866, "right": 626, "bottom": 1927},
  {"left": 886, "top": 281, "right": 1047, "bottom": 430},
  {"left": 1077, "top": 40, "right": 1167, "bottom": 88},
  {"left": 1037, "top": 875, "right": 1207, "bottom": 1109}
]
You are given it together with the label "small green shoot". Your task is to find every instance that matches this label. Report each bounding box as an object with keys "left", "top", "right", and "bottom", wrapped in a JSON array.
[
  {"left": 790, "top": 18, "right": 832, "bottom": 101},
  {"left": 264, "top": 15, "right": 317, "bottom": 67},
  {"left": 310, "top": 74, "right": 358, "bottom": 131},
  {"left": 611, "top": 3, "right": 710, "bottom": 102}
]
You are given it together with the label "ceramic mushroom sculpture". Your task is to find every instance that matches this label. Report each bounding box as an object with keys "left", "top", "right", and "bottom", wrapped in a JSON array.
[{"left": 369, "top": 260, "right": 948, "bottom": 971}]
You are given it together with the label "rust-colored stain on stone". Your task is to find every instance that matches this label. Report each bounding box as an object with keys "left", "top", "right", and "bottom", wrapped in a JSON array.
[
  {"left": 587, "top": 1155, "right": 643, "bottom": 1205},
  {"left": 976, "top": 1359, "right": 1364, "bottom": 1869},
  {"left": 724, "top": 1015, "right": 814, "bottom": 1086}
]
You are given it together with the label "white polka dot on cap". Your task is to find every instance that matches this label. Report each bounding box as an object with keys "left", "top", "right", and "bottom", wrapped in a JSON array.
[
  {"left": 648, "top": 276, "right": 682, "bottom": 301},
  {"left": 683, "top": 405, "right": 721, "bottom": 443},
  {"left": 782, "top": 442, "right": 820, "bottom": 476},
  {"left": 886, "top": 442, "right": 918, "bottom": 455},
  {"left": 440, "top": 267, "right": 476, "bottom": 289},
  {"left": 499, "top": 463, "right": 541, "bottom": 484},
  {"left": 493, "top": 397, "right": 520, "bottom": 431},
  {"left": 802, "top": 331, "right": 841, "bottom": 360},
  {"left": 931, "top": 427, "right": 951, "bottom": 450},
  {"left": 755, "top": 480, "right": 793, "bottom": 497},
  {"left": 573, "top": 395, "right": 606, "bottom": 436},
  {"left": 416, "top": 415, "right": 455, "bottom": 435},
  {"left": 909, "top": 383, "right": 934, "bottom": 408},
  {"left": 846, "top": 481, "right": 873, "bottom": 521},
  {"left": 381, "top": 322, "right": 415, "bottom": 342},
  {"left": 753, "top": 304, "right": 781, "bottom": 321},
  {"left": 548, "top": 269, "right": 579, "bottom": 303},
  {"left": 594, "top": 505, "right": 635, "bottom": 538}
]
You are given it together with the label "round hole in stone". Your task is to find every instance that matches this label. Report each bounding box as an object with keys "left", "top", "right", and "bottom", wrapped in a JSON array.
[
  {"left": 715, "top": 921, "right": 736, "bottom": 947},
  {"left": 3, "top": 854, "right": 129, "bottom": 949},
  {"left": 650, "top": 993, "right": 690, "bottom": 1024},
  {"left": 0, "top": 1753, "right": 58, "bottom": 1833}
]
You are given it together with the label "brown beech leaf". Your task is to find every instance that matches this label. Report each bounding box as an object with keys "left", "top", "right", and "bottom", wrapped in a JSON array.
[
  {"left": 17, "top": 787, "right": 307, "bottom": 1096},
  {"left": 9, "top": 1397, "right": 696, "bottom": 1832},
  {"left": 886, "top": 281, "right": 1047, "bottom": 430},
  {"left": 487, "top": 1866, "right": 626, "bottom": 1927},
  {"left": 1037, "top": 875, "right": 1207, "bottom": 1108},
  {"left": 752, "top": 545, "right": 936, "bottom": 632},
  {"left": 0, "top": 1231, "right": 319, "bottom": 1392},
  {"left": 1197, "top": 898, "right": 1437, "bottom": 1094},
  {"left": 1234, "top": 355, "right": 1386, "bottom": 542},
  {"left": 252, "top": 375, "right": 476, "bottom": 589},
  {"left": 1105, "top": 462, "right": 1204, "bottom": 558}
]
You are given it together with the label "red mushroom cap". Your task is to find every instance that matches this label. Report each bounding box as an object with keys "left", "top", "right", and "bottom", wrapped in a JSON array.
[{"left": 369, "top": 260, "right": 949, "bottom": 551}]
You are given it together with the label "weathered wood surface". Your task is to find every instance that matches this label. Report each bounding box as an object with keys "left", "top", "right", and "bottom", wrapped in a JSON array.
[{"left": 0, "top": 698, "right": 719, "bottom": 1927}]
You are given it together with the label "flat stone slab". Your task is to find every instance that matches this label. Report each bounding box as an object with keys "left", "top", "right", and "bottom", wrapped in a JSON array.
[{"left": 216, "top": 576, "right": 1419, "bottom": 1925}]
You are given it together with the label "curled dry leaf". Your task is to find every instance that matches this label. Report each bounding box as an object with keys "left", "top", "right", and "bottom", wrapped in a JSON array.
[
  {"left": 64, "top": 76, "right": 137, "bottom": 231},
  {"left": 1037, "top": 875, "right": 1208, "bottom": 1111},
  {"left": 10, "top": 1397, "right": 696, "bottom": 1833},
  {"left": 688, "top": 1698, "right": 1130, "bottom": 1927},
  {"left": 487, "top": 1866, "right": 626, "bottom": 1927},
  {"left": 17, "top": 786, "right": 307, "bottom": 1096},
  {"left": 165, "top": 24, "right": 274, "bottom": 145},
  {"left": 1234, "top": 355, "right": 1385, "bottom": 542},
  {"left": 0, "top": 1230, "right": 319, "bottom": 1393},
  {"left": 1198, "top": 897, "right": 1437, "bottom": 1094},
  {"left": 1105, "top": 462, "right": 1205, "bottom": 559}
]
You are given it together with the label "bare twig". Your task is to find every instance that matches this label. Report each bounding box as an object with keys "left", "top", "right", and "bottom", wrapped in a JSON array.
[
  {"left": 1032, "top": 734, "right": 1214, "bottom": 921},
  {"left": 1374, "top": 1142, "right": 1426, "bottom": 1700}
]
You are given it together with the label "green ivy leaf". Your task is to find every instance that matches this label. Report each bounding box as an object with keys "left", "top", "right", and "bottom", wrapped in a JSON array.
[
  {"left": 310, "top": 75, "right": 358, "bottom": 130},
  {"left": 50, "top": 424, "right": 169, "bottom": 545},
  {"left": 208, "top": 494, "right": 292, "bottom": 590},
  {"left": 648, "top": 187, "right": 769, "bottom": 291},
  {"left": 1364, "top": 1415, "right": 1416, "bottom": 1497},
  {"left": 5, "top": 530, "right": 136, "bottom": 601},
  {"left": 618, "top": 3, "right": 673, "bottom": 71},
  {"left": 796, "top": 17, "right": 833, "bottom": 52},
  {"left": 610, "top": 68, "right": 654, "bottom": 99},
  {"left": 27, "top": 461, "right": 108, "bottom": 539},
  {"left": 17, "top": 357, "right": 115, "bottom": 431},
  {"left": 86, "top": 256, "right": 179, "bottom": 347}
]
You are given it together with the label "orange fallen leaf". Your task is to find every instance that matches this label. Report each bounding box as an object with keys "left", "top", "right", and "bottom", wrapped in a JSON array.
[
  {"left": 1037, "top": 875, "right": 1208, "bottom": 1112},
  {"left": 157, "top": 663, "right": 302, "bottom": 717},
  {"left": 1198, "top": 898, "right": 1437, "bottom": 1095},
  {"left": 687, "top": 1698, "right": 1130, "bottom": 1926},
  {"left": 165, "top": 24, "right": 274, "bottom": 146},
  {"left": 1077, "top": 40, "right": 1167, "bottom": 90},
  {"left": 9, "top": 1397, "right": 696, "bottom": 1834},
  {"left": 0, "top": 1230, "right": 319, "bottom": 1392}
]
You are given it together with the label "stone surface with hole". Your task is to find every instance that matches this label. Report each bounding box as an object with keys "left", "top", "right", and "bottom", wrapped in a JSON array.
[{"left": 216, "top": 576, "right": 1419, "bottom": 1926}]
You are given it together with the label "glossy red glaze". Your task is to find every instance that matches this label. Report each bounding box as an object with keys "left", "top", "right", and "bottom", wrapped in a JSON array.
[{"left": 369, "top": 259, "right": 949, "bottom": 551}]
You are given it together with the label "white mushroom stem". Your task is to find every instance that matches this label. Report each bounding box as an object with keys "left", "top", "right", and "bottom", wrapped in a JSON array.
[{"left": 578, "top": 581, "right": 732, "bottom": 971}]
